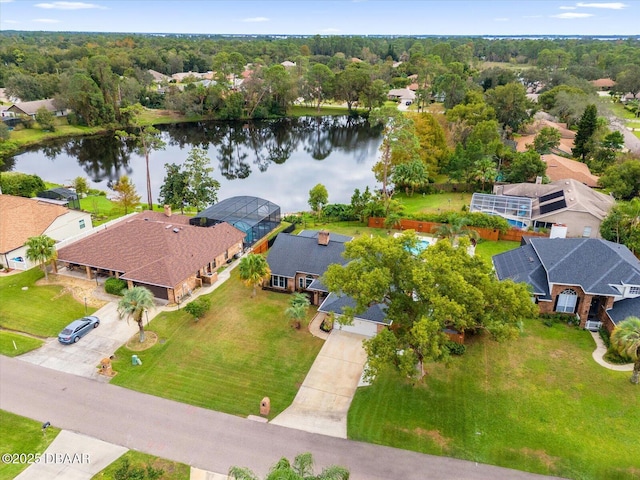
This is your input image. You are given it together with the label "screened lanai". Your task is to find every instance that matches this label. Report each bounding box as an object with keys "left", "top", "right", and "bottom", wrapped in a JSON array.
[
  {"left": 190, "top": 196, "right": 281, "bottom": 246},
  {"left": 469, "top": 193, "right": 532, "bottom": 230}
]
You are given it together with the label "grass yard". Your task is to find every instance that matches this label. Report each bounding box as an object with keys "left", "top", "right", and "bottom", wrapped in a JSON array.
[
  {"left": 395, "top": 192, "right": 473, "bottom": 216},
  {"left": 475, "top": 239, "right": 521, "bottom": 263},
  {"left": 0, "top": 410, "right": 61, "bottom": 480},
  {"left": 92, "top": 450, "right": 189, "bottom": 480},
  {"left": 0, "top": 331, "right": 43, "bottom": 356},
  {"left": 110, "top": 270, "right": 323, "bottom": 418},
  {"left": 348, "top": 319, "right": 640, "bottom": 480},
  {"left": 0, "top": 269, "right": 95, "bottom": 337}
]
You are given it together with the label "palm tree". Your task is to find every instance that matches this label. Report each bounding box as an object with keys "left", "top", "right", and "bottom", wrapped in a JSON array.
[
  {"left": 286, "top": 292, "right": 310, "bottom": 329},
  {"left": 611, "top": 316, "right": 640, "bottom": 384},
  {"left": 229, "top": 452, "right": 349, "bottom": 480},
  {"left": 238, "top": 253, "right": 271, "bottom": 298},
  {"left": 432, "top": 218, "right": 480, "bottom": 245},
  {"left": 118, "top": 286, "right": 155, "bottom": 342},
  {"left": 24, "top": 235, "right": 57, "bottom": 280}
]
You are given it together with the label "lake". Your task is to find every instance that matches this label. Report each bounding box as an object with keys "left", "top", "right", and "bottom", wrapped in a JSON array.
[{"left": 5, "top": 116, "right": 383, "bottom": 213}]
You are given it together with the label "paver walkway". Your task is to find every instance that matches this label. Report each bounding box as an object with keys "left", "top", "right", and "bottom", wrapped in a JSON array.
[{"left": 589, "top": 331, "right": 633, "bottom": 372}]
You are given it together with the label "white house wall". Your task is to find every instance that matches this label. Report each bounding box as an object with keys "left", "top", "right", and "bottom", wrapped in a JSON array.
[
  {"left": 535, "top": 210, "right": 602, "bottom": 238},
  {"left": 44, "top": 211, "right": 93, "bottom": 241}
]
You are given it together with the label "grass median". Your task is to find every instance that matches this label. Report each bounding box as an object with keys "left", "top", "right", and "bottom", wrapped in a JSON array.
[
  {"left": 110, "top": 270, "right": 323, "bottom": 418},
  {"left": 348, "top": 318, "right": 640, "bottom": 480}
]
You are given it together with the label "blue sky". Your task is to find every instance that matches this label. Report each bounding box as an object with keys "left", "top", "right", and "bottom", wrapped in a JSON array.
[{"left": 0, "top": 1, "right": 638, "bottom": 36}]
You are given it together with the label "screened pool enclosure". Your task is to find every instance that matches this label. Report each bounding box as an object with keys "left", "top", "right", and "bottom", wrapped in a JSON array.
[
  {"left": 190, "top": 196, "right": 281, "bottom": 246},
  {"left": 469, "top": 193, "right": 532, "bottom": 230}
]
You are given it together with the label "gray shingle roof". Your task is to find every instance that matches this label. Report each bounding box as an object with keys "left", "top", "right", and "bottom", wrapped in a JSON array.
[
  {"left": 606, "top": 297, "right": 640, "bottom": 325},
  {"left": 266, "top": 232, "right": 350, "bottom": 278},
  {"left": 529, "top": 238, "right": 640, "bottom": 295},
  {"left": 492, "top": 243, "right": 550, "bottom": 299},
  {"left": 319, "top": 293, "right": 390, "bottom": 325}
]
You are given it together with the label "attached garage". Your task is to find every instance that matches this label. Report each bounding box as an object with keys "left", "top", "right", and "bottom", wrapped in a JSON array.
[{"left": 319, "top": 293, "right": 389, "bottom": 339}]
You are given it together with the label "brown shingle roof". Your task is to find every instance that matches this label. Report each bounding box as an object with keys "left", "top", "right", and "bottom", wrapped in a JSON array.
[
  {"left": 0, "top": 194, "right": 69, "bottom": 254},
  {"left": 57, "top": 211, "right": 245, "bottom": 288},
  {"left": 541, "top": 154, "right": 599, "bottom": 187},
  {"left": 591, "top": 78, "right": 615, "bottom": 88}
]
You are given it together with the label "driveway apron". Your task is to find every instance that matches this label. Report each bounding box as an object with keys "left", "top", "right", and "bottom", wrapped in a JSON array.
[
  {"left": 17, "top": 302, "right": 144, "bottom": 379},
  {"left": 270, "top": 330, "right": 368, "bottom": 438}
]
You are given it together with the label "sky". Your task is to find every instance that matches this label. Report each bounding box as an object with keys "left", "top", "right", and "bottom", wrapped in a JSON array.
[{"left": 0, "top": 0, "right": 638, "bottom": 36}]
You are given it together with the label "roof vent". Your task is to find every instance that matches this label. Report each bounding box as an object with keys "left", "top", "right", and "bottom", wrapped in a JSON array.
[
  {"left": 165, "top": 224, "right": 173, "bottom": 229},
  {"left": 173, "top": 228, "right": 179, "bottom": 233}
]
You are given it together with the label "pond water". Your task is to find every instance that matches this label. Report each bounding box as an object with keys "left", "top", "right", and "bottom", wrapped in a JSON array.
[{"left": 4, "top": 116, "right": 383, "bottom": 213}]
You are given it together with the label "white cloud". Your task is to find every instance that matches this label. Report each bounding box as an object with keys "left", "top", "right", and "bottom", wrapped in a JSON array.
[
  {"left": 551, "top": 12, "right": 595, "bottom": 18},
  {"left": 559, "top": 6, "right": 578, "bottom": 9},
  {"left": 33, "top": 18, "right": 61, "bottom": 23},
  {"left": 494, "top": 17, "right": 509, "bottom": 22},
  {"left": 242, "top": 17, "right": 269, "bottom": 23},
  {"left": 576, "top": 2, "right": 628, "bottom": 8},
  {"left": 35, "top": 2, "right": 106, "bottom": 10},
  {"left": 2, "top": 19, "right": 19, "bottom": 23}
]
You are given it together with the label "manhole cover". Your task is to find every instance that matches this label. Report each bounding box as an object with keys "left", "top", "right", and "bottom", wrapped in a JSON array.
[{"left": 159, "top": 338, "right": 166, "bottom": 344}]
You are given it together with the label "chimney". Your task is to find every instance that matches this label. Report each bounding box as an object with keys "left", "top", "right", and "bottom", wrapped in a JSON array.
[
  {"left": 164, "top": 205, "right": 172, "bottom": 217},
  {"left": 318, "top": 230, "right": 330, "bottom": 246}
]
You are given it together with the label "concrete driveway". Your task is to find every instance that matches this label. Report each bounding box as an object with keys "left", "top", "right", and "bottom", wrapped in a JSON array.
[
  {"left": 270, "top": 330, "right": 368, "bottom": 438},
  {"left": 17, "top": 302, "right": 143, "bottom": 379}
]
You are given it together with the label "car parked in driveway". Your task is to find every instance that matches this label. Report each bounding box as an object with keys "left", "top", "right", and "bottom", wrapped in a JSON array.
[{"left": 58, "top": 316, "right": 100, "bottom": 344}]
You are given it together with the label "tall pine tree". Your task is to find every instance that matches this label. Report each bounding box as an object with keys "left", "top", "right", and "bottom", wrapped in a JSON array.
[{"left": 572, "top": 104, "right": 598, "bottom": 161}]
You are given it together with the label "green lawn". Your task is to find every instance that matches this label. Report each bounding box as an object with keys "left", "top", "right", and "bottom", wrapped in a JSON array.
[
  {"left": 0, "top": 410, "right": 61, "bottom": 480},
  {"left": 0, "top": 331, "right": 43, "bottom": 356},
  {"left": 475, "top": 239, "right": 521, "bottom": 263},
  {"left": 92, "top": 451, "right": 189, "bottom": 480},
  {"left": 110, "top": 270, "right": 323, "bottom": 418},
  {"left": 348, "top": 319, "right": 640, "bottom": 480},
  {"left": 0, "top": 268, "right": 95, "bottom": 337},
  {"left": 395, "top": 192, "right": 473, "bottom": 216}
]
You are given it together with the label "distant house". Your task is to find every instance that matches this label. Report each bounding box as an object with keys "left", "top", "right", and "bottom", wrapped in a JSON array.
[
  {"left": 6, "top": 99, "right": 67, "bottom": 118},
  {"left": 493, "top": 237, "right": 640, "bottom": 332},
  {"left": 515, "top": 118, "right": 575, "bottom": 155},
  {"left": 148, "top": 69, "right": 170, "bottom": 83},
  {"left": 281, "top": 61, "right": 296, "bottom": 68},
  {"left": 491, "top": 179, "right": 614, "bottom": 237},
  {"left": 56, "top": 210, "right": 245, "bottom": 302},
  {"left": 266, "top": 230, "right": 351, "bottom": 305},
  {"left": 387, "top": 88, "right": 416, "bottom": 104},
  {"left": 0, "top": 194, "right": 92, "bottom": 270},
  {"left": 591, "top": 78, "right": 616, "bottom": 91},
  {"left": 318, "top": 293, "right": 390, "bottom": 338},
  {"left": 541, "top": 154, "right": 599, "bottom": 187}
]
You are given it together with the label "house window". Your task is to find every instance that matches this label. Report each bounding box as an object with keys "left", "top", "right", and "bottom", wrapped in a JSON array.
[
  {"left": 582, "top": 226, "right": 592, "bottom": 237},
  {"left": 630, "top": 286, "right": 640, "bottom": 296},
  {"left": 298, "top": 275, "right": 314, "bottom": 290},
  {"left": 556, "top": 288, "right": 578, "bottom": 313},
  {"left": 271, "top": 275, "right": 287, "bottom": 289},
  {"left": 79, "top": 219, "right": 85, "bottom": 229}
]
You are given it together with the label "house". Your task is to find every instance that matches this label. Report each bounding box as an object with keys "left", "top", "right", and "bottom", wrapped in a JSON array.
[
  {"left": 266, "top": 230, "right": 351, "bottom": 306},
  {"left": 491, "top": 179, "right": 614, "bottom": 237},
  {"left": 56, "top": 210, "right": 245, "bottom": 302},
  {"left": 318, "top": 293, "right": 391, "bottom": 338},
  {"left": 280, "top": 61, "right": 296, "bottom": 68},
  {"left": 540, "top": 154, "right": 599, "bottom": 187},
  {"left": 147, "top": 69, "right": 170, "bottom": 83},
  {"left": 0, "top": 194, "right": 92, "bottom": 270},
  {"left": 493, "top": 237, "right": 640, "bottom": 332},
  {"left": 515, "top": 118, "right": 575, "bottom": 155},
  {"left": 591, "top": 78, "right": 616, "bottom": 91},
  {"left": 6, "top": 99, "right": 67, "bottom": 118},
  {"left": 387, "top": 88, "right": 416, "bottom": 105}
]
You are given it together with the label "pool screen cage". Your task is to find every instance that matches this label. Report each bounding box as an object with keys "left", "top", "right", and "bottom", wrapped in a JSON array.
[
  {"left": 469, "top": 193, "right": 532, "bottom": 229},
  {"left": 190, "top": 196, "right": 281, "bottom": 246}
]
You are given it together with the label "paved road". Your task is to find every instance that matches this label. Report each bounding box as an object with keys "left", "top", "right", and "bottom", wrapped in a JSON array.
[{"left": 0, "top": 357, "right": 561, "bottom": 480}]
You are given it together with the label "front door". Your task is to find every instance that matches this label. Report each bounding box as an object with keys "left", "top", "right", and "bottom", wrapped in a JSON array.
[{"left": 588, "top": 296, "right": 602, "bottom": 319}]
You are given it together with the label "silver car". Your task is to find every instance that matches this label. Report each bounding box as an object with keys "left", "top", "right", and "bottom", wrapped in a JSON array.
[{"left": 58, "top": 316, "right": 100, "bottom": 344}]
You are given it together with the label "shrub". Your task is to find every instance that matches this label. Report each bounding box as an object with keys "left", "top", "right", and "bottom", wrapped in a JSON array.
[
  {"left": 540, "top": 312, "right": 576, "bottom": 327},
  {"left": 320, "top": 317, "right": 333, "bottom": 332},
  {"left": 604, "top": 349, "right": 632, "bottom": 364},
  {"left": 104, "top": 277, "right": 127, "bottom": 296},
  {"left": 445, "top": 340, "right": 466, "bottom": 356},
  {"left": 184, "top": 297, "right": 211, "bottom": 321},
  {"left": 282, "top": 214, "right": 302, "bottom": 224},
  {"left": 599, "top": 326, "right": 611, "bottom": 348}
]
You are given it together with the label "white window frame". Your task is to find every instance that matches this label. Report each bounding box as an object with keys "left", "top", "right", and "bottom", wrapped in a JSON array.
[
  {"left": 630, "top": 286, "right": 640, "bottom": 296},
  {"left": 298, "top": 275, "right": 314, "bottom": 290},
  {"left": 582, "top": 226, "right": 592, "bottom": 238},
  {"left": 271, "top": 275, "right": 287, "bottom": 289},
  {"left": 556, "top": 288, "right": 578, "bottom": 313}
]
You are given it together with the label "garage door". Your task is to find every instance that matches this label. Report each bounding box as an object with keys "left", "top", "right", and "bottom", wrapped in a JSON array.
[
  {"left": 333, "top": 319, "right": 378, "bottom": 337},
  {"left": 136, "top": 283, "right": 168, "bottom": 300}
]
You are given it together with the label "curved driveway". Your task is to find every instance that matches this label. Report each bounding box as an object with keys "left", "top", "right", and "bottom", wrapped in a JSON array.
[{"left": 0, "top": 356, "right": 561, "bottom": 480}]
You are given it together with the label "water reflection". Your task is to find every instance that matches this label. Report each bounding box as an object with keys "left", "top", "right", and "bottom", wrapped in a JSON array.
[{"left": 6, "top": 116, "right": 382, "bottom": 211}]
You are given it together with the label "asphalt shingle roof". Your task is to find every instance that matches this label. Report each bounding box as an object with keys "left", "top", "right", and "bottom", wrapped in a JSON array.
[
  {"left": 607, "top": 297, "right": 640, "bottom": 325},
  {"left": 492, "top": 243, "right": 551, "bottom": 299},
  {"left": 57, "top": 212, "right": 245, "bottom": 288},
  {"left": 266, "top": 232, "right": 350, "bottom": 278},
  {"left": 319, "top": 293, "right": 390, "bottom": 325}
]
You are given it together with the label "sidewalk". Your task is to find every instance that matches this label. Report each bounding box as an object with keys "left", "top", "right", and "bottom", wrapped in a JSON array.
[{"left": 589, "top": 331, "right": 633, "bottom": 372}]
